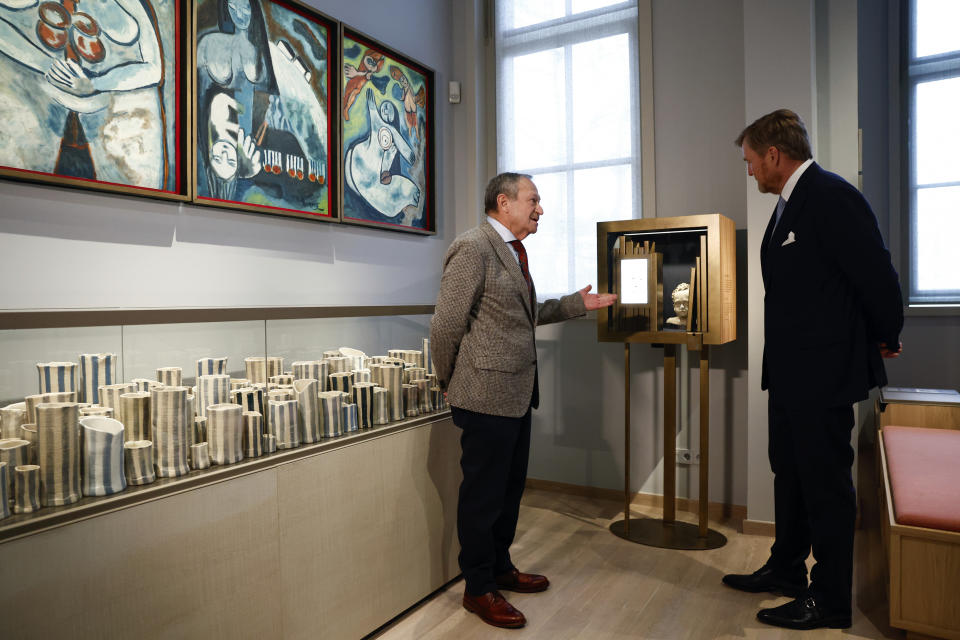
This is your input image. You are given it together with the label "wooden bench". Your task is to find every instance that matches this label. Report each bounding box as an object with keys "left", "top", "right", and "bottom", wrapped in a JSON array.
[{"left": 879, "top": 425, "right": 960, "bottom": 639}]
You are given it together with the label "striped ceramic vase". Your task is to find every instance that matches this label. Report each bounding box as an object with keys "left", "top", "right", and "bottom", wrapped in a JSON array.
[
  {"left": 120, "top": 392, "right": 151, "bottom": 441},
  {"left": 196, "top": 375, "right": 231, "bottom": 419},
  {"left": 156, "top": 367, "right": 182, "bottom": 387},
  {"left": 132, "top": 378, "right": 163, "bottom": 394},
  {"left": 79, "top": 353, "right": 116, "bottom": 403},
  {"left": 431, "top": 387, "right": 445, "bottom": 412},
  {"left": 324, "top": 356, "right": 349, "bottom": 374},
  {"left": 352, "top": 369, "right": 371, "bottom": 383},
  {"left": 1, "top": 403, "right": 26, "bottom": 439},
  {"left": 151, "top": 386, "right": 189, "bottom": 478},
  {"left": 244, "top": 357, "right": 267, "bottom": 384},
  {"left": 422, "top": 338, "right": 432, "bottom": 375},
  {"left": 322, "top": 350, "right": 341, "bottom": 359},
  {"left": 372, "top": 387, "right": 390, "bottom": 425},
  {"left": 36, "top": 402, "right": 81, "bottom": 507},
  {"left": 190, "top": 442, "right": 211, "bottom": 470},
  {"left": 367, "top": 363, "right": 383, "bottom": 387},
  {"left": 25, "top": 392, "right": 77, "bottom": 424},
  {"left": 267, "top": 357, "right": 283, "bottom": 379},
  {"left": 318, "top": 391, "right": 344, "bottom": 438},
  {"left": 328, "top": 371, "right": 353, "bottom": 396},
  {"left": 413, "top": 379, "right": 432, "bottom": 413},
  {"left": 196, "top": 357, "right": 228, "bottom": 378},
  {"left": 342, "top": 403, "right": 359, "bottom": 433},
  {"left": 98, "top": 383, "right": 137, "bottom": 416},
  {"left": 124, "top": 441, "right": 155, "bottom": 485},
  {"left": 403, "top": 384, "right": 419, "bottom": 418},
  {"left": 194, "top": 416, "right": 207, "bottom": 445},
  {"left": 270, "top": 374, "right": 294, "bottom": 386},
  {"left": 37, "top": 362, "right": 79, "bottom": 395},
  {"left": 14, "top": 464, "right": 40, "bottom": 514},
  {"left": 404, "top": 367, "right": 427, "bottom": 384},
  {"left": 315, "top": 361, "right": 330, "bottom": 392},
  {"left": 262, "top": 433, "right": 277, "bottom": 454},
  {"left": 351, "top": 382, "right": 376, "bottom": 430},
  {"left": 243, "top": 412, "right": 263, "bottom": 458},
  {"left": 0, "top": 463, "right": 8, "bottom": 519},
  {"left": 293, "top": 379, "right": 320, "bottom": 444},
  {"left": 80, "top": 406, "right": 113, "bottom": 419},
  {"left": 20, "top": 425, "right": 37, "bottom": 464},
  {"left": 0, "top": 439, "right": 30, "bottom": 497},
  {"left": 230, "top": 378, "right": 250, "bottom": 390},
  {"left": 380, "top": 364, "right": 404, "bottom": 422},
  {"left": 269, "top": 400, "right": 299, "bottom": 450},
  {"left": 80, "top": 416, "right": 126, "bottom": 496},
  {"left": 292, "top": 361, "right": 323, "bottom": 382},
  {"left": 207, "top": 404, "right": 243, "bottom": 465}
]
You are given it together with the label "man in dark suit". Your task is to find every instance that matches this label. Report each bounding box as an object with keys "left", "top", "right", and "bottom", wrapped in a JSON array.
[
  {"left": 722, "top": 109, "right": 903, "bottom": 630},
  {"left": 431, "top": 172, "right": 616, "bottom": 629}
]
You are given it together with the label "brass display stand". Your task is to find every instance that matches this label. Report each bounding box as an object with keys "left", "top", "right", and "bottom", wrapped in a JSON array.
[
  {"left": 609, "top": 339, "right": 726, "bottom": 549},
  {"left": 597, "top": 214, "right": 736, "bottom": 550}
]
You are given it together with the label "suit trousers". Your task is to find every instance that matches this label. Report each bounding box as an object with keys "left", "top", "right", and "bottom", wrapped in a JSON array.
[
  {"left": 451, "top": 404, "right": 532, "bottom": 596},
  {"left": 767, "top": 396, "right": 856, "bottom": 614}
]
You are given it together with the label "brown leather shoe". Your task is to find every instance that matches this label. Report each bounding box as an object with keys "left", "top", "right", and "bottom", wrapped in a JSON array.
[
  {"left": 495, "top": 568, "right": 550, "bottom": 593},
  {"left": 462, "top": 590, "right": 526, "bottom": 628}
]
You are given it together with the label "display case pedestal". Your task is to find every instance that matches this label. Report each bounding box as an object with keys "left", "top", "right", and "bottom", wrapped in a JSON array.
[{"left": 610, "top": 342, "right": 726, "bottom": 550}]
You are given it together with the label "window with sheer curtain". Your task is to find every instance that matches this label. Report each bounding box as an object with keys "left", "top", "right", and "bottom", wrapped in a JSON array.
[
  {"left": 495, "top": 0, "right": 641, "bottom": 300},
  {"left": 907, "top": 0, "right": 960, "bottom": 304}
]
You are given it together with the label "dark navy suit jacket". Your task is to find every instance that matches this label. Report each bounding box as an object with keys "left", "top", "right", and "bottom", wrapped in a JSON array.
[{"left": 760, "top": 162, "right": 903, "bottom": 408}]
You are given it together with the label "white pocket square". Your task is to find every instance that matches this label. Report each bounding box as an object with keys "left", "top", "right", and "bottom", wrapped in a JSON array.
[{"left": 781, "top": 231, "right": 796, "bottom": 246}]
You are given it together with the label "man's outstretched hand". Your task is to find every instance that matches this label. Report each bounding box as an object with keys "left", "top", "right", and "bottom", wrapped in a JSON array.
[{"left": 578, "top": 285, "right": 617, "bottom": 310}]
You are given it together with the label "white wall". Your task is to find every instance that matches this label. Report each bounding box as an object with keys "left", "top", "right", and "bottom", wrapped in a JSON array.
[{"left": 0, "top": 0, "right": 455, "bottom": 311}]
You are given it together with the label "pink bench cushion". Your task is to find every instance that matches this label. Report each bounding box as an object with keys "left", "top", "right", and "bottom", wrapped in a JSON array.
[{"left": 884, "top": 425, "right": 960, "bottom": 533}]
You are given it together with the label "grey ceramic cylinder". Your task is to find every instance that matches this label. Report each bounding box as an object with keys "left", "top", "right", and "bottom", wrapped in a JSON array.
[
  {"left": 342, "top": 403, "right": 359, "bottom": 433},
  {"left": 269, "top": 400, "right": 299, "bottom": 450},
  {"left": 79, "top": 353, "right": 117, "bottom": 403},
  {"left": 318, "top": 391, "right": 344, "bottom": 438},
  {"left": 194, "top": 416, "right": 207, "bottom": 445},
  {"left": 328, "top": 371, "right": 353, "bottom": 396},
  {"left": 404, "top": 367, "right": 427, "bottom": 384},
  {"left": 292, "top": 361, "right": 323, "bottom": 382},
  {"left": 80, "top": 416, "right": 126, "bottom": 496},
  {"left": 268, "top": 389, "right": 295, "bottom": 404},
  {"left": 156, "top": 367, "right": 182, "bottom": 387},
  {"left": 293, "top": 379, "right": 320, "bottom": 444},
  {"left": 190, "top": 442, "right": 211, "bottom": 470},
  {"left": 25, "top": 392, "right": 77, "bottom": 424},
  {"left": 196, "top": 374, "right": 231, "bottom": 419},
  {"left": 380, "top": 364, "right": 404, "bottom": 421},
  {"left": 120, "top": 392, "right": 151, "bottom": 441},
  {"left": 324, "top": 356, "right": 349, "bottom": 374},
  {"left": 372, "top": 387, "right": 390, "bottom": 425},
  {"left": 196, "top": 357, "right": 228, "bottom": 378},
  {"left": 243, "top": 412, "right": 263, "bottom": 458},
  {"left": 322, "top": 350, "right": 341, "bottom": 359},
  {"left": 98, "top": 383, "right": 136, "bottom": 416},
  {"left": 1, "top": 403, "right": 26, "bottom": 439},
  {"left": 124, "top": 441, "right": 156, "bottom": 485},
  {"left": 36, "top": 402, "right": 81, "bottom": 507},
  {"left": 270, "top": 374, "right": 294, "bottom": 386},
  {"left": 430, "top": 387, "right": 445, "bottom": 412},
  {"left": 0, "top": 438, "right": 29, "bottom": 497},
  {"left": 230, "top": 378, "right": 250, "bottom": 390},
  {"left": 132, "top": 378, "right": 163, "bottom": 394},
  {"left": 367, "top": 363, "right": 383, "bottom": 387},
  {"left": 20, "top": 424, "right": 37, "bottom": 464},
  {"left": 351, "top": 382, "right": 376, "bottom": 430},
  {"left": 14, "top": 465, "right": 40, "bottom": 514},
  {"left": 403, "top": 384, "right": 419, "bottom": 417},
  {"left": 351, "top": 369, "right": 371, "bottom": 383},
  {"left": 0, "top": 463, "right": 8, "bottom": 519},
  {"left": 206, "top": 403, "right": 244, "bottom": 465},
  {"left": 422, "top": 338, "right": 432, "bottom": 375},
  {"left": 151, "top": 386, "right": 189, "bottom": 478},
  {"left": 37, "top": 361, "right": 79, "bottom": 395},
  {"left": 245, "top": 357, "right": 267, "bottom": 384}
]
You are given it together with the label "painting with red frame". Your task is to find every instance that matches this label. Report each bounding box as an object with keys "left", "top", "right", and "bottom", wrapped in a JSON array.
[
  {"left": 340, "top": 25, "right": 435, "bottom": 234},
  {"left": 194, "top": 0, "right": 337, "bottom": 221},
  {"left": 0, "top": 0, "right": 189, "bottom": 200}
]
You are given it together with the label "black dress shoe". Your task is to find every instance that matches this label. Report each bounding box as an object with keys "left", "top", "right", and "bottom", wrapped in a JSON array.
[
  {"left": 757, "top": 596, "right": 852, "bottom": 630},
  {"left": 721, "top": 566, "right": 807, "bottom": 597}
]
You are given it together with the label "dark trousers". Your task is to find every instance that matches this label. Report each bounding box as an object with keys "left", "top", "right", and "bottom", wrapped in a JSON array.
[
  {"left": 767, "top": 396, "right": 856, "bottom": 614},
  {"left": 451, "top": 405, "right": 532, "bottom": 596}
]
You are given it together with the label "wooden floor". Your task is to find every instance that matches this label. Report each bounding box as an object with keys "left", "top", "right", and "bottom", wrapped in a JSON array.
[{"left": 372, "top": 442, "right": 904, "bottom": 639}]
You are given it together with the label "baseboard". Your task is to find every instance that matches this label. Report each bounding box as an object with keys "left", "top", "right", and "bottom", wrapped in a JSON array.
[
  {"left": 741, "top": 519, "right": 776, "bottom": 537},
  {"left": 525, "top": 477, "right": 748, "bottom": 524}
]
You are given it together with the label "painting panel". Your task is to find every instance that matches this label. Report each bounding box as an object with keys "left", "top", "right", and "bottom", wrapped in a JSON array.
[
  {"left": 194, "top": 0, "right": 336, "bottom": 220},
  {"left": 0, "top": 0, "right": 189, "bottom": 199},
  {"left": 340, "top": 26, "right": 434, "bottom": 234}
]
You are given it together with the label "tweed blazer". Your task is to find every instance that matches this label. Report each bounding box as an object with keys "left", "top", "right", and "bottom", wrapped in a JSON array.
[{"left": 430, "top": 221, "right": 586, "bottom": 417}]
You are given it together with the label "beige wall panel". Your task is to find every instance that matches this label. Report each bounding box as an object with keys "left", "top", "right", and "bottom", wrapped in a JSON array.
[
  {"left": 0, "top": 472, "right": 283, "bottom": 639},
  {"left": 276, "top": 418, "right": 461, "bottom": 640}
]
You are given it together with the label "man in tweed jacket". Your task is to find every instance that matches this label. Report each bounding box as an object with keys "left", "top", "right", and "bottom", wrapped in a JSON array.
[{"left": 431, "top": 172, "right": 616, "bottom": 629}]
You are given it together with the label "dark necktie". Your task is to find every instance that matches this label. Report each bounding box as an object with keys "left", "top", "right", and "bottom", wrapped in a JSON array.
[
  {"left": 508, "top": 240, "right": 535, "bottom": 311},
  {"left": 769, "top": 196, "right": 786, "bottom": 245}
]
